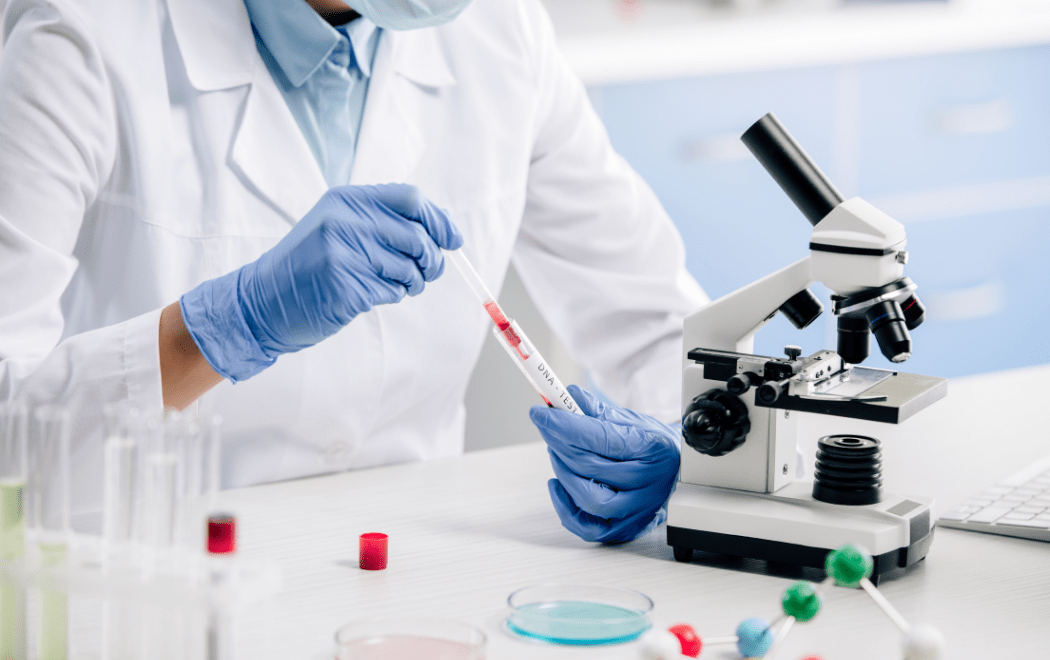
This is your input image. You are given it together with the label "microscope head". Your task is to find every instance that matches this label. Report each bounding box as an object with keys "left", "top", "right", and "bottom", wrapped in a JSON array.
[{"left": 741, "top": 113, "right": 926, "bottom": 364}]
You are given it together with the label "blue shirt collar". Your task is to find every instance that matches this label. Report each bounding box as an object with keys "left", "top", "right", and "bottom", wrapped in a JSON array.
[{"left": 243, "top": 0, "right": 378, "bottom": 88}]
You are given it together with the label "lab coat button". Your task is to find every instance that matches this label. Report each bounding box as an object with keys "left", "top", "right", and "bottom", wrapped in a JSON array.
[{"left": 325, "top": 441, "right": 353, "bottom": 464}]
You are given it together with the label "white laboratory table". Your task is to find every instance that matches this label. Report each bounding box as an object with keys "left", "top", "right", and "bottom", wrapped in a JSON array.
[{"left": 224, "top": 364, "right": 1050, "bottom": 659}]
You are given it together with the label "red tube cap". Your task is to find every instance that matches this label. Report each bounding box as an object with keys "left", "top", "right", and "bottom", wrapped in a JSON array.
[
  {"left": 359, "top": 532, "right": 388, "bottom": 570},
  {"left": 207, "top": 514, "right": 236, "bottom": 554}
]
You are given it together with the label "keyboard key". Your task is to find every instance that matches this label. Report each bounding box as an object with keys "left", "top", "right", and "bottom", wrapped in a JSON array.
[
  {"left": 1014, "top": 506, "right": 1045, "bottom": 515},
  {"left": 964, "top": 498, "right": 994, "bottom": 507},
  {"left": 1002, "top": 512, "right": 1036, "bottom": 521},
  {"left": 1029, "top": 499, "right": 1050, "bottom": 508},
  {"left": 967, "top": 506, "right": 1013, "bottom": 524},
  {"left": 996, "top": 519, "right": 1050, "bottom": 529},
  {"left": 939, "top": 510, "right": 971, "bottom": 521},
  {"left": 984, "top": 486, "right": 1014, "bottom": 495}
]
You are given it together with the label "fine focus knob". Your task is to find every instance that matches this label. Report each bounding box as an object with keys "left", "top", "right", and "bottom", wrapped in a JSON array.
[{"left": 682, "top": 389, "right": 751, "bottom": 457}]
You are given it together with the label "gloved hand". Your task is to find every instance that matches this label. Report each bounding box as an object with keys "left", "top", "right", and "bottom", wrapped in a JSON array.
[
  {"left": 530, "top": 384, "right": 680, "bottom": 544},
  {"left": 180, "top": 183, "right": 463, "bottom": 381}
]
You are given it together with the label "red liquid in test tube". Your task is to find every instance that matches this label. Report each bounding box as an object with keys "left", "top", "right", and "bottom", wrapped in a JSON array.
[{"left": 446, "top": 249, "right": 582, "bottom": 414}]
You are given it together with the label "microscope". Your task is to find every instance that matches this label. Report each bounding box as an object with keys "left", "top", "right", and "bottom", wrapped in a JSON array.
[{"left": 667, "top": 113, "right": 947, "bottom": 585}]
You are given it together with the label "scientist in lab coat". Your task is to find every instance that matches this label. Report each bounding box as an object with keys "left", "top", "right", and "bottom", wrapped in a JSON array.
[{"left": 0, "top": 0, "right": 707, "bottom": 543}]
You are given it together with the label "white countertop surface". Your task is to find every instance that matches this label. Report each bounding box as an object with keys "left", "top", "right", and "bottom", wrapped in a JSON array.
[
  {"left": 549, "top": 0, "right": 1050, "bottom": 84},
  {"left": 224, "top": 364, "right": 1050, "bottom": 659}
]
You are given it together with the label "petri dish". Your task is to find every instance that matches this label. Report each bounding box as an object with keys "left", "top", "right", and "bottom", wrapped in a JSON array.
[
  {"left": 505, "top": 584, "right": 652, "bottom": 645},
  {"left": 334, "top": 619, "right": 486, "bottom": 660}
]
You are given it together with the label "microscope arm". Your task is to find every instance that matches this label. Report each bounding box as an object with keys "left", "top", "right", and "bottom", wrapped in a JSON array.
[{"left": 682, "top": 256, "right": 813, "bottom": 356}]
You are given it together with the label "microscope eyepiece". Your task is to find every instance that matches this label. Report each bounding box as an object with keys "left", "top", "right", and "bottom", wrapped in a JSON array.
[
  {"left": 865, "top": 300, "right": 912, "bottom": 363},
  {"left": 741, "top": 113, "right": 844, "bottom": 226}
]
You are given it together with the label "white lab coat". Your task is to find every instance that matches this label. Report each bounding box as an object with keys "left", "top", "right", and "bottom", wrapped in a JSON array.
[{"left": 0, "top": 0, "right": 707, "bottom": 511}]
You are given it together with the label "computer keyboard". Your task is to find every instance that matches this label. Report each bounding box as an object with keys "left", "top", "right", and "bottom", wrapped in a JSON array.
[{"left": 938, "top": 453, "right": 1050, "bottom": 542}]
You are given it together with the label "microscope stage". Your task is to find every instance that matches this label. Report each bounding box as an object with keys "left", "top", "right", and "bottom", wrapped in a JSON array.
[
  {"left": 666, "top": 482, "right": 935, "bottom": 584},
  {"left": 757, "top": 369, "right": 948, "bottom": 424}
]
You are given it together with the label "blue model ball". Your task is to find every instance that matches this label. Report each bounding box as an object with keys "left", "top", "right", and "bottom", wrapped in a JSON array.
[{"left": 736, "top": 617, "right": 774, "bottom": 658}]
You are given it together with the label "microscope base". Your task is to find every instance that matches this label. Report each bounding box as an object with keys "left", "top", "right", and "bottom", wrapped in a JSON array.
[{"left": 666, "top": 482, "right": 935, "bottom": 585}]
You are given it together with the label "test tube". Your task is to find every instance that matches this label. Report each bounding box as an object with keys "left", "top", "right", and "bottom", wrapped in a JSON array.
[
  {"left": 102, "top": 404, "right": 141, "bottom": 553},
  {"left": 0, "top": 401, "right": 28, "bottom": 660},
  {"left": 172, "top": 414, "right": 222, "bottom": 563},
  {"left": 206, "top": 514, "right": 237, "bottom": 660},
  {"left": 101, "top": 404, "right": 146, "bottom": 660},
  {"left": 140, "top": 413, "right": 180, "bottom": 572},
  {"left": 138, "top": 412, "right": 189, "bottom": 660},
  {"left": 445, "top": 249, "right": 582, "bottom": 415},
  {"left": 31, "top": 405, "right": 71, "bottom": 660}
]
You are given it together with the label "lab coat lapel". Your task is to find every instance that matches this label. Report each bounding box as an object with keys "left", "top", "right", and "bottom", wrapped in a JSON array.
[
  {"left": 229, "top": 74, "right": 328, "bottom": 224},
  {"left": 167, "top": 0, "right": 326, "bottom": 224},
  {"left": 350, "top": 28, "right": 456, "bottom": 186}
]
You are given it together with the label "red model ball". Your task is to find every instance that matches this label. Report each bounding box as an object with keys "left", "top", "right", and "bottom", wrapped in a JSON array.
[{"left": 668, "top": 623, "right": 702, "bottom": 658}]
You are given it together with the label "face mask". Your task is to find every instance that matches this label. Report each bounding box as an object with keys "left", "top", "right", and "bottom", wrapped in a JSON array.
[{"left": 347, "top": 0, "right": 474, "bottom": 30}]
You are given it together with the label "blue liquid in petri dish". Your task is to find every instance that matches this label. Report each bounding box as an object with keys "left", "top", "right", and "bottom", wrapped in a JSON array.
[{"left": 506, "top": 600, "right": 651, "bottom": 645}]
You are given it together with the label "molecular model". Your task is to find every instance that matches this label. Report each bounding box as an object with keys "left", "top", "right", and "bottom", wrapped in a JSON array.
[{"left": 640, "top": 544, "right": 946, "bottom": 660}]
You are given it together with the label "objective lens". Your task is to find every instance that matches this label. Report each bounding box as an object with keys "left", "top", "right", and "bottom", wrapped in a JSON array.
[
  {"left": 836, "top": 316, "right": 870, "bottom": 364},
  {"left": 865, "top": 300, "right": 912, "bottom": 363},
  {"left": 779, "top": 289, "right": 824, "bottom": 330},
  {"left": 900, "top": 295, "right": 926, "bottom": 330}
]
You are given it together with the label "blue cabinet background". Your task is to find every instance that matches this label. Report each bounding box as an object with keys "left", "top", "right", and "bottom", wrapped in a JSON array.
[{"left": 590, "top": 44, "right": 1050, "bottom": 379}]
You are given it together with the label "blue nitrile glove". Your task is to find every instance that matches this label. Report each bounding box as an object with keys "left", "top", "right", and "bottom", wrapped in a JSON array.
[
  {"left": 180, "top": 183, "right": 463, "bottom": 381},
  {"left": 529, "top": 384, "right": 680, "bottom": 544}
]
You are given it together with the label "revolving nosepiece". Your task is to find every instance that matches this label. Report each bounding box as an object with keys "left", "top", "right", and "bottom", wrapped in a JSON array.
[{"left": 833, "top": 279, "right": 922, "bottom": 364}]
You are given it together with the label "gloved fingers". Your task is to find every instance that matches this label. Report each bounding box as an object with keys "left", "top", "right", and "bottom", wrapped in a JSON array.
[
  {"left": 531, "top": 405, "right": 677, "bottom": 469},
  {"left": 365, "top": 183, "right": 464, "bottom": 250},
  {"left": 549, "top": 450, "right": 623, "bottom": 519},
  {"left": 543, "top": 427, "right": 668, "bottom": 491},
  {"left": 567, "top": 384, "right": 672, "bottom": 436},
  {"left": 549, "top": 451, "right": 663, "bottom": 520},
  {"left": 566, "top": 383, "right": 604, "bottom": 417},
  {"left": 376, "top": 217, "right": 446, "bottom": 282},
  {"left": 547, "top": 479, "right": 663, "bottom": 545},
  {"left": 371, "top": 252, "right": 425, "bottom": 296}
]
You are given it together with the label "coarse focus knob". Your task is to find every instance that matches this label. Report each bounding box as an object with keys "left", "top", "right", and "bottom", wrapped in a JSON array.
[{"left": 682, "top": 389, "right": 751, "bottom": 457}]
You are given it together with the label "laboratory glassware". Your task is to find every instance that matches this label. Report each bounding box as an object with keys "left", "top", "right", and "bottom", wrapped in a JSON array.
[
  {"left": 334, "top": 619, "right": 485, "bottom": 660},
  {"left": 445, "top": 248, "right": 582, "bottom": 415},
  {"left": 0, "top": 401, "right": 28, "bottom": 660},
  {"left": 505, "top": 584, "right": 652, "bottom": 645},
  {"left": 31, "top": 405, "right": 71, "bottom": 660}
]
